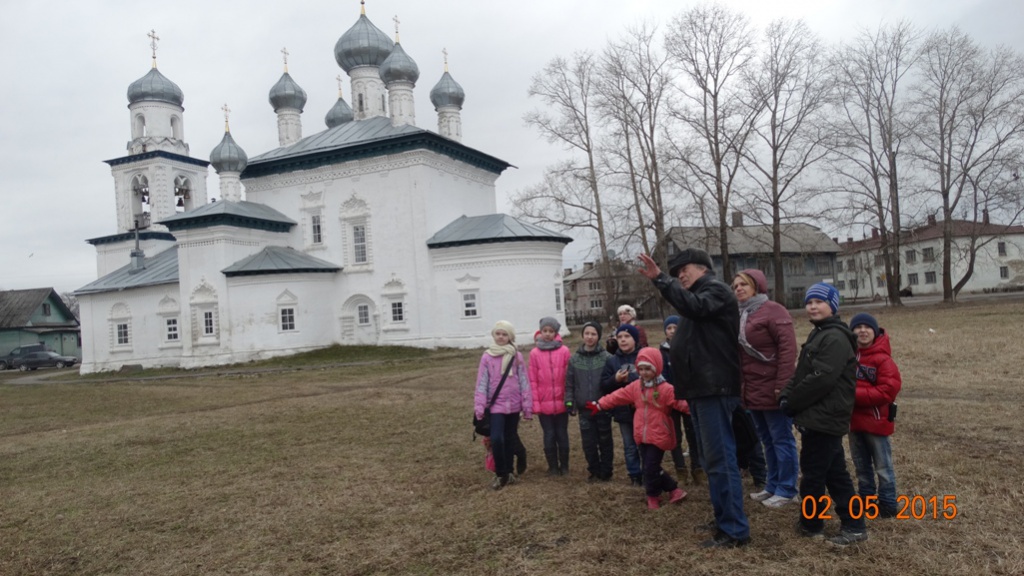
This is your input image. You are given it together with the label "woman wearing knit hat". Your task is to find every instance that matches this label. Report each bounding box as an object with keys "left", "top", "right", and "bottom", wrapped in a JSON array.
[
  {"left": 779, "top": 283, "right": 867, "bottom": 545},
  {"left": 605, "top": 304, "right": 648, "bottom": 354},
  {"left": 475, "top": 321, "right": 532, "bottom": 490},
  {"left": 528, "top": 316, "right": 572, "bottom": 476},
  {"left": 732, "top": 269, "right": 799, "bottom": 508}
]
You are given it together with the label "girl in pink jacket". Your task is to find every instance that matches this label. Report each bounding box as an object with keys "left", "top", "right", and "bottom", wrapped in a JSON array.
[
  {"left": 587, "top": 347, "right": 689, "bottom": 509},
  {"left": 528, "top": 316, "right": 572, "bottom": 476}
]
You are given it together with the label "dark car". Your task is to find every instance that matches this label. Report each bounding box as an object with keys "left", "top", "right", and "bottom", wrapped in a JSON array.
[
  {"left": 0, "top": 344, "right": 49, "bottom": 370},
  {"left": 14, "top": 351, "right": 78, "bottom": 371}
]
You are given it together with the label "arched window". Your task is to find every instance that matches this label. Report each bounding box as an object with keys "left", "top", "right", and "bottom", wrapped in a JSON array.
[
  {"left": 174, "top": 176, "right": 191, "bottom": 212},
  {"left": 170, "top": 116, "right": 182, "bottom": 140},
  {"left": 133, "top": 114, "right": 146, "bottom": 139},
  {"left": 357, "top": 93, "right": 364, "bottom": 113}
]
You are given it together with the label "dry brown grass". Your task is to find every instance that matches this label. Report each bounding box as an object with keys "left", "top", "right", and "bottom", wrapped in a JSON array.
[{"left": 2, "top": 299, "right": 1023, "bottom": 575}]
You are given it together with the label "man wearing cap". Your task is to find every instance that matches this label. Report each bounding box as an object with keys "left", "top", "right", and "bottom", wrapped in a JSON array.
[{"left": 638, "top": 250, "right": 750, "bottom": 548}]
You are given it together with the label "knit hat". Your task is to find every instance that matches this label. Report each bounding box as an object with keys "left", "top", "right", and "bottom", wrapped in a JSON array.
[
  {"left": 737, "top": 269, "right": 768, "bottom": 294},
  {"left": 538, "top": 316, "right": 561, "bottom": 332},
  {"left": 849, "top": 313, "right": 879, "bottom": 337},
  {"left": 636, "top": 347, "right": 664, "bottom": 376},
  {"left": 617, "top": 304, "right": 637, "bottom": 319},
  {"left": 663, "top": 315, "right": 681, "bottom": 331},
  {"left": 804, "top": 283, "right": 840, "bottom": 314},
  {"left": 492, "top": 320, "right": 516, "bottom": 343},
  {"left": 581, "top": 321, "right": 602, "bottom": 339},
  {"left": 668, "top": 248, "right": 714, "bottom": 277},
  {"left": 616, "top": 323, "right": 639, "bottom": 344}
]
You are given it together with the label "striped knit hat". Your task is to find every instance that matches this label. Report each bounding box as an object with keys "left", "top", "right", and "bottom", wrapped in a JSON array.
[{"left": 804, "top": 283, "right": 840, "bottom": 314}]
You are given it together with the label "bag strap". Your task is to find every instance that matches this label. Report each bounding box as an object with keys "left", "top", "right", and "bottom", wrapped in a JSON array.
[{"left": 485, "top": 356, "right": 516, "bottom": 409}]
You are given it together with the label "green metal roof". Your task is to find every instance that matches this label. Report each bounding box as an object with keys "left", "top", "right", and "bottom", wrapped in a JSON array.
[
  {"left": 222, "top": 246, "right": 341, "bottom": 277},
  {"left": 75, "top": 246, "right": 180, "bottom": 296},
  {"left": 426, "top": 214, "right": 572, "bottom": 249},
  {"left": 159, "top": 200, "right": 295, "bottom": 233}
]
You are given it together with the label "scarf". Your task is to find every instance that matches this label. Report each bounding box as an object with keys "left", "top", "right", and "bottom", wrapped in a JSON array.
[
  {"left": 486, "top": 344, "right": 517, "bottom": 372},
  {"left": 535, "top": 338, "right": 562, "bottom": 351},
  {"left": 640, "top": 375, "right": 667, "bottom": 407},
  {"left": 738, "top": 293, "right": 772, "bottom": 362}
]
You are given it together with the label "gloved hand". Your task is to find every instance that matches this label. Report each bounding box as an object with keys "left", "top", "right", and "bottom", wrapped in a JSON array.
[
  {"left": 584, "top": 401, "right": 601, "bottom": 416},
  {"left": 565, "top": 401, "right": 577, "bottom": 417},
  {"left": 779, "top": 397, "right": 794, "bottom": 417}
]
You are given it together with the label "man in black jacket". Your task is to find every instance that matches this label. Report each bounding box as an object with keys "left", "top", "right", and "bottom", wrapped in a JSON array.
[{"left": 638, "top": 249, "right": 750, "bottom": 548}]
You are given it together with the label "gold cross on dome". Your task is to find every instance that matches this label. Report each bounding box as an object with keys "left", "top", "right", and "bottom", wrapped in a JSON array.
[
  {"left": 281, "top": 47, "right": 289, "bottom": 72},
  {"left": 442, "top": 47, "right": 449, "bottom": 72},
  {"left": 148, "top": 29, "right": 160, "bottom": 67},
  {"left": 221, "top": 103, "right": 231, "bottom": 131}
]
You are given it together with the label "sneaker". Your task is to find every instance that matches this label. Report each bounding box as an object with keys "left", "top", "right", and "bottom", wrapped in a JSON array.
[
  {"left": 794, "top": 522, "right": 824, "bottom": 539},
  {"left": 762, "top": 494, "right": 797, "bottom": 508},
  {"left": 491, "top": 475, "right": 508, "bottom": 491},
  {"left": 701, "top": 530, "right": 751, "bottom": 549},
  {"left": 630, "top": 476, "right": 644, "bottom": 487},
  {"left": 750, "top": 490, "right": 772, "bottom": 502},
  {"left": 507, "top": 473, "right": 518, "bottom": 485},
  {"left": 827, "top": 530, "right": 868, "bottom": 546},
  {"left": 668, "top": 488, "right": 688, "bottom": 504}
]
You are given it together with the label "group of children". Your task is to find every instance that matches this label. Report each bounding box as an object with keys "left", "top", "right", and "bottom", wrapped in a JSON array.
[{"left": 473, "top": 282, "right": 902, "bottom": 545}]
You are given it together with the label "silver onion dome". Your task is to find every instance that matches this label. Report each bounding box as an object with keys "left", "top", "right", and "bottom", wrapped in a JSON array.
[
  {"left": 379, "top": 42, "right": 419, "bottom": 84},
  {"left": 127, "top": 67, "right": 184, "bottom": 106},
  {"left": 325, "top": 96, "right": 354, "bottom": 128},
  {"left": 429, "top": 71, "right": 465, "bottom": 109},
  {"left": 209, "top": 131, "right": 248, "bottom": 173},
  {"left": 269, "top": 72, "right": 308, "bottom": 112},
  {"left": 334, "top": 14, "right": 394, "bottom": 73}
]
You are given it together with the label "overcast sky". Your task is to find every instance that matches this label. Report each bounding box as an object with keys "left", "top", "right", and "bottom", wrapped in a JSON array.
[{"left": 1, "top": 0, "right": 1020, "bottom": 294}]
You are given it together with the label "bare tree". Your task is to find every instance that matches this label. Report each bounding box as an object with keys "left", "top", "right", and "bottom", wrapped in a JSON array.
[
  {"left": 911, "top": 29, "right": 1024, "bottom": 301},
  {"left": 665, "top": 3, "right": 760, "bottom": 279},
  {"left": 741, "top": 19, "right": 831, "bottom": 302},
  {"left": 827, "top": 22, "right": 920, "bottom": 306}
]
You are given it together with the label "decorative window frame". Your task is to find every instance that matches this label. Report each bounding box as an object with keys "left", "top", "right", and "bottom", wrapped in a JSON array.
[
  {"left": 339, "top": 194, "right": 372, "bottom": 272},
  {"left": 109, "top": 302, "right": 133, "bottom": 352},
  {"left": 190, "top": 281, "right": 220, "bottom": 346},
  {"left": 277, "top": 290, "right": 299, "bottom": 334},
  {"left": 301, "top": 190, "right": 326, "bottom": 251},
  {"left": 381, "top": 276, "right": 409, "bottom": 332},
  {"left": 157, "top": 295, "right": 183, "bottom": 349},
  {"left": 455, "top": 274, "right": 482, "bottom": 321}
]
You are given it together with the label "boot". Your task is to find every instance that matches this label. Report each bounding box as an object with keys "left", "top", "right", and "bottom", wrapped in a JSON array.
[
  {"left": 691, "top": 469, "right": 706, "bottom": 485},
  {"left": 515, "top": 439, "right": 528, "bottom": 476},
  {"left": 669, "top": 488, "right": 688, "bottom": 504},
  {"left": 647, "top": 496, "right": 661, "bottom": 510},
  {"left": 545, "top": 447, "right": 559, "bottom": 476},
  {"left": 630, "top": 475, "right": 644, "bottom": 487},
  {"left": 558, "top": 448, "right": 570, "bottom": 476}
]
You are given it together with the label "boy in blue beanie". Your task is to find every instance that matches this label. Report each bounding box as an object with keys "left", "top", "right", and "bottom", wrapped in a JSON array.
[{"left": 779, "top": 283, "right": 867, "bottom": 546}]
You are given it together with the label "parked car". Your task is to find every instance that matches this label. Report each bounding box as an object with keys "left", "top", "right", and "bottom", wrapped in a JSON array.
[
  {"left": 0, "top": 344, "right": 49, "bottom": 370},
  {"left": 13, "top": 351, "right": 78, "bottom": 371}
]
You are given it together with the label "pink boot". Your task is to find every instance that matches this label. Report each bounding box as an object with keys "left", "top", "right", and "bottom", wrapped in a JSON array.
[
  {"left": 669, "top": 488, "right": 688, "bottom": 504},
  {"left": 647, "top": 495, "right": 661, "bottom": 510}
]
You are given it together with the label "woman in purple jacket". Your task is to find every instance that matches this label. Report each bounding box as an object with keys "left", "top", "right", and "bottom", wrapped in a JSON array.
[
  {"left": 475, "top": 320, "right": 533, "bottom": 490},
  {"left": 732, "top": 270, "right": 799, "bottom": 508}
]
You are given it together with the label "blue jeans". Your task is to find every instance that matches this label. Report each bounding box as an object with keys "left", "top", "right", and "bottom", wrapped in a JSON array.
[
  {"left": 751, "top": 409, "right": 799, "bottom": 498},
  {"left": 618, "top": 421, "right": 642, "bottom": 478},
  {"left": 489, "top": 412, "right": 521, "bottom": 478},
  {"left": 848, "top": 431, "right": 898, "bottom": 512},
  {"left": 690, "top": 396, "right": 750, "bottom": 540}
]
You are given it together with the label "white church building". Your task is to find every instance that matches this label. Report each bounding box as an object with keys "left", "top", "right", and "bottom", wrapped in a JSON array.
[{"left": 75, "top": 7, "right": 571, "bottom": 373}]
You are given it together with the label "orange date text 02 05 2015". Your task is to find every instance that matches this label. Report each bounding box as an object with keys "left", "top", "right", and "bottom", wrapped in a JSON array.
[{"left": 800, "top": 495, "right": 959, "bottom": 521}]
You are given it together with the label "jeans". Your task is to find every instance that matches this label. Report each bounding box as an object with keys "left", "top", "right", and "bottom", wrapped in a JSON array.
[
  {"left": 618, "top": 421, "right": 642, "bottom": 478},
  {"left": 539, "top": 413, "right": 571, "bottom": 471},
  {"left": 848, "top": 431, "right": 898, "bottom": 513},
  {"left": 689, "top": 396, "right": 750, "bottom": 540},
  {"left": 489, "top": 412, "right": 521, "bottom": 478},
  {"left": 579, "top": 412, "right": 614, "bottom": 478},
  {"left": 639, "top": 443, "right": 679, "bottom": 497},
  {"left": 799, "top": 429, "right": 867, "bottom": 534},
  {"left": 751, "top": 409, "right": 799, "bottom": 498}
]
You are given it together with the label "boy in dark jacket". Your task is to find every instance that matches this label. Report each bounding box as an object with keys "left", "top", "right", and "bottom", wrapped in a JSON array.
[
  {"left": 662, "top": 316, "right": 703, "bottom": 483},
  {"left": 779, "top": 283, "right": 867, "bottom": 546},
  {"left": 566, "top": 321, "right": 615, "bottom": 482},
  {"left": 600, "top": 324, "right": 643, "bottom": 485}
]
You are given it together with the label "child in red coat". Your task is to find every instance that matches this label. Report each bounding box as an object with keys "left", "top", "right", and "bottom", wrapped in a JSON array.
[{"left": 587, "top": 347, "right": 689, "bottom": 509}]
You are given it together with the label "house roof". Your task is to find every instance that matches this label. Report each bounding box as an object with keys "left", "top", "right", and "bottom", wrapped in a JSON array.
[
  {"left": 75, "top": 246, "right": 180, "bottom": 296},
  {"left": 667, "top": 223, "right": 840, "bottom": 256},
  {"left": 0, "top": 288, "right": 79, "bottom": 328},
  {"left": 159, "top": 200, "right": 295, "bottom": 233},
  {"left": 563, "top": 266, "right": 601, "bottom": 282},
  {"left": 242, "top": 116, "right": 512, "bottom": 178},
  {"left": 426, "top": 214, "right": 573, "bottom": 249},
  {"left": 222, "top": 246, "right": 341, "bottom": 277},
  {"left": 840, "top": 219, "right": 1024, "bottom": 253}
]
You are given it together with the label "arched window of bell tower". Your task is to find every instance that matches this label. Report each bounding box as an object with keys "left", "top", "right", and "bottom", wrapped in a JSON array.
[
  {"left": 170, "top": 115, "right": 182, "bottom": 140},
  {"left": 133, "top": 115, "right": 146, "bottom": 139},
  {"left": 174, "top": 176, "right": 192, "bottom": 212},
  {"left": 358, "top": 93, "right": 364, "bottom": 113}
]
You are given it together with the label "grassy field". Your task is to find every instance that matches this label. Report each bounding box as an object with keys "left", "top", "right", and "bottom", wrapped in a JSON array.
[{"left": 1, "top": 299, "right": 1022, "bottom": 575}]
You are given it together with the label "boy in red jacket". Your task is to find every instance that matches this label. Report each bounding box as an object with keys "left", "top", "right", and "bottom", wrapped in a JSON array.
[
  {"left": 848, "top": 313, "right": 902, "bottom": 518},
  {"left": 587, "top": 347, "right": 689, "bottom": 510}
]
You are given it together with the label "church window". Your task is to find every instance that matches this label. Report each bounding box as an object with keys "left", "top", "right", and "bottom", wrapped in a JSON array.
[
  {"left": 390, "top": 302, "right": 405, "bottom": 323},
  {"left": 462, "top": 292, "right": 479, "bottom": 318},
  {"left": 311, "top": 214, "right": 323, "bottom": 244},
  {"left": 381, "top": 94, "right": 386, "bottom": 113},
  {"left": 280, "top": 308, "right": 296, "bottom": 331},
  {"left": 133, "top": 114, "right": 146, "bottom": 139},
  {"left": 353, "top": 225, "right": 368, "bottom": 264},
  {"left": 358, "top": 93, "right": 364, "bottom": 113},
  {"left": 174, "top": 176, "right": 192, "bottom": 212},
  {"left": 357, "top": 304, "right": 370, "bottom": 325},
  {"left": 555, "top": 286, "right": 563, "bottom": 312},
  {"left": 116, "top": 323, "right": 130, "bottom": 346},
  {"left": 170, "top": 115, "right": 182, "bottom": 140},
  {"left": 166, "top": 318, "right": 179, "bottom": 341},
  {"left": 109, "top": 303, "right": 132, "bottom": 350},
  {"left": 203, "top": 311, "right": 215, "bottom": 336}
]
